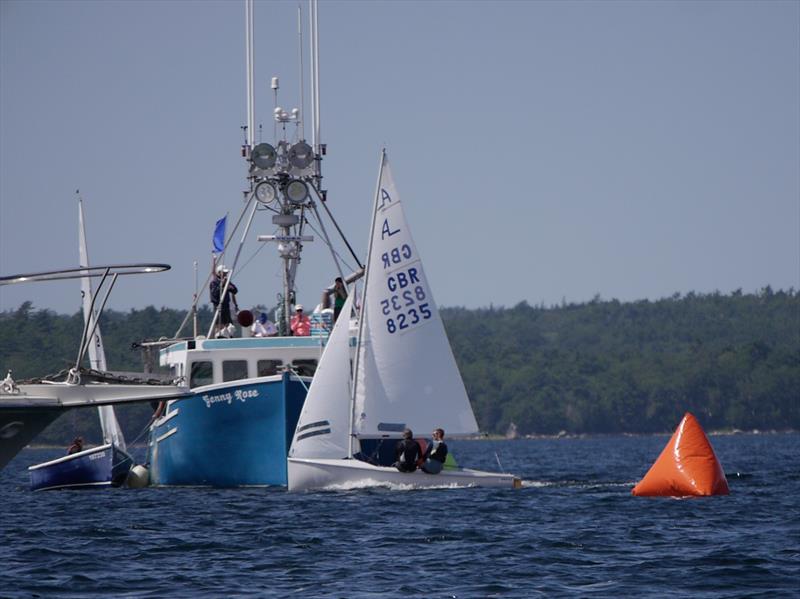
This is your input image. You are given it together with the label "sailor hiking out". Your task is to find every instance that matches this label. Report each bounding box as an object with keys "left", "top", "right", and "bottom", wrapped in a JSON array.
[
  {"left": 421, "top": 428, "right": 448, "bottom": 474},
  {"left": 393, "top": 429, "right": 422, "bottom": 473}
]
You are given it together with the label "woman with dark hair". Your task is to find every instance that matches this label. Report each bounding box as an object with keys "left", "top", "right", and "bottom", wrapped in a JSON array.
[{"left": 332, "top": 277, "right": 347, "bottom": 323}]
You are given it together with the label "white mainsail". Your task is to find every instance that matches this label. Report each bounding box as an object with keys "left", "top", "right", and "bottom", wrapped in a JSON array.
[
  {"left": 78, "top": 198, "right": 126, "bottom": 451},
  {"left": 352, "top": 153, "right": 479, "bottom": 438},
  {"left": 287, "top": 150, "right": 520, "bottom": 492},
  {"left": 289, "top": 293, "right": 355, "bottom": 459}
]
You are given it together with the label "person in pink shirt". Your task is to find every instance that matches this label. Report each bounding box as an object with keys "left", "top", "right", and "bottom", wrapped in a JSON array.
[{"left": 290, "top": 304, "right": 311, "bottom": 336}]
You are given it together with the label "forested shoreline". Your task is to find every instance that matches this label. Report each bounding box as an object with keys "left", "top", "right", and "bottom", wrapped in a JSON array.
[{"left": 1, "top": 288, "right": 797, "bottom": 444}]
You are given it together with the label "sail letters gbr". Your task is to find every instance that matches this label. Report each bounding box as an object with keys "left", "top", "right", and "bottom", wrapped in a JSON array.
[{"left": 376, "top": 187, "right": 433, "bottom": 335}]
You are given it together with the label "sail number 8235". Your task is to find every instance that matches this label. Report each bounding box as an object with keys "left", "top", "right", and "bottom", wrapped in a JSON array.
[
  {"left": 386, "top": 303, "right": 431, "bottom": 333},
  {"left": 381, "top": 285, "right": 432, "bottom": 333}
]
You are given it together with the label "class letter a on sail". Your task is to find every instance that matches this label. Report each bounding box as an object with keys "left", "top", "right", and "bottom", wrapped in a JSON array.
[{"left": 353, "top": 152, "right": 479, "bottom": 438}]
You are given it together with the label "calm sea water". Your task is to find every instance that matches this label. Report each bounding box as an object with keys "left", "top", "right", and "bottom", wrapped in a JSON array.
[{"left": 1, "top": 434, "right": 798, "bottom": 598}]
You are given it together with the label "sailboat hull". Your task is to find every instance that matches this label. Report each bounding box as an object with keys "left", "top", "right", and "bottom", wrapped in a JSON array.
[
  {"left": 28, "top": 443, "right": 133, "bottom": 491},
  {"left": 148, "top": 373, "right": 307, "bottom": 487},
  {"left": 287, "top": 457, "right": 521, "bottom": 491}
]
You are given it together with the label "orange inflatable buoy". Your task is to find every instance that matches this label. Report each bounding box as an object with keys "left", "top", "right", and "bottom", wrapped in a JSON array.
[{"left": 632, "top": 412, "right": 729, "bottom": 497}]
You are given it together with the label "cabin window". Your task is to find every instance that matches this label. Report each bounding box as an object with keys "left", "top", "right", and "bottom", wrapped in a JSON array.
[
  {"left": 222, "top": 360, "right": 249, "bottom": 382},
  {"left": 189, "top": 361, "right": 213, "bottom": 388},
  {"left": 292, "top": 359, "right": 318, "bottom": 377},
  {"left": 257, "top": 360, "right": 283, "bottom": 376}
]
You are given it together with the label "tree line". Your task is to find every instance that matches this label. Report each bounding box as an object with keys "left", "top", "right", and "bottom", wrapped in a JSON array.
[{"left": 0, "top": 288, "right": 797, "bottom": 444}]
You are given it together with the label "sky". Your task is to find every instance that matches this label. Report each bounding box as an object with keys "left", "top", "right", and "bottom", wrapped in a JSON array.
[{"left": 1, "top": 0, "right": 798, "bottom": 316}]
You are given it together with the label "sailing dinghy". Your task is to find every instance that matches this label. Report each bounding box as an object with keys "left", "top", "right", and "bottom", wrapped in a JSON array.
[
  {"left": 287, "top": 152, "right": 520, "bottom": 491},
  {"left": 28, "top": 198, "right": 133, "bottom": 491}
]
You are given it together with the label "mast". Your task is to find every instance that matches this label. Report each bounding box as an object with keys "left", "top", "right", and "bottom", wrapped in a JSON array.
[
  {"left": 309, "top": 0, "right": 317, "bottom": 152},
  {"left": 245, "top": 0, "right": 255, "bottom": 149},
  {"left": 240, "top": 0, "right": 322, "bottom": 334},
  {"left": 313, "top": 0, "right": 321, "bottom": 155},
  {"left": 232, "top": 0, "right": 353, "bottom": 335},
  {"left": 297, "top": 4, "right": 305, "bottom": 142},
  {"left": 77, "top": 193, "right": 126, "bottom": 451},
  {"left": 78, "top": 195, "right": 107, "bottom": 373},
  {"left": 348, "top": 149, "right": 386, "bottom": 457},
  {"left": 192, "top": 260, "right": 198, "bottom": 338}
]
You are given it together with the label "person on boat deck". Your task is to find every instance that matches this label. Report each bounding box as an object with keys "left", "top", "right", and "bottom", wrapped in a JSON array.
[
  {"left": 290, "top": 305, "right": 311, "bottom": 336},
  {"left": 252, "top": 312, "right": 277, "bottom": 337},
  {"left": 393, "top": 428, "right": 422, "bottom": 473},
  {"left": 421, "top": 428, "right": 448, "bottom": 474},
  {"left": 332, "top": 277, "right": 348, "bottom": 323},
  {"left": 67, "top": 436, "right": 84, "bottom": 455},
  {"left": 210, "top": 265, "right": 238, "bottom": 337}
]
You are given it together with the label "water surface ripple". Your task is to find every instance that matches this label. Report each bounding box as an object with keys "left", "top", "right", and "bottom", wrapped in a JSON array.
[{"left": 1, "top": 434, "right": 798, "bottom": 597}]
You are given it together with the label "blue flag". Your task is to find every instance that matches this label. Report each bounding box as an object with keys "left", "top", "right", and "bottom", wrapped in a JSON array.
[{"left": 213, "top": 216, "right": 226, "bottom": 253}]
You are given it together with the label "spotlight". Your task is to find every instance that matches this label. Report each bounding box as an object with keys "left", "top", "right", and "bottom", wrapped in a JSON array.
[
  {"left": 255, "top": 181, "right": 277, "bottom": 205},
  {"left": 251, "top": 143, "right": 277, "bottom": 169},
  {"left": 285, "top": 179, "right": 309, "bottom": 204},
  {"left": 288, "top": 142, "right": 313, "bottom": 169}
]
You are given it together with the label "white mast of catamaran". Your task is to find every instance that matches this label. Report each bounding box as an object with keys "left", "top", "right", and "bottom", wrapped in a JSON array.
[{"left": 78, "top": 193, "right": 126, "bottom": 451}]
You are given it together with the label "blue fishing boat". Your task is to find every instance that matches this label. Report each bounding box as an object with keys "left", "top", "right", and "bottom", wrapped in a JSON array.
[
  {"left": 142, "top": 0, "right": 361, "bottom": 487},
  {"left": 29, "top": 444, "right": 133, "bottom": 491},
  {"left": 147, "top": 337, "right": 329, "bottom": 486}
]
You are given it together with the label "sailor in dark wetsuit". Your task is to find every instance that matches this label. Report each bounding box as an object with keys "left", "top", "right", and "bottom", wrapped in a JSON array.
[
  {"left": 393, "top": 428, "right": 421, "bottom": 473},
  {"left": 422, "top": 428, "right": 448, "bottom": 474}
]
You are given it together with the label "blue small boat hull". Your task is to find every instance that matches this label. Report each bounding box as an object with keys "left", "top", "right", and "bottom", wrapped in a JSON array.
[
  {"left": 29, "top": 444, "right": 133, "bottom": 491},
  {"left": 147, "top": 372, "right": 307, "bottom": 486}
]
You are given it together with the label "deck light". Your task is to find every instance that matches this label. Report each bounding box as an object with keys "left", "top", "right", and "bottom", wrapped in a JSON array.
[
  {"left": 251, "top": 143, "right": 277, "bottom": 169},
  {"left": 288, "top": 142, "right": 313, "bottom": 169},
  {"left": 255, "top": 181, "right": 277, "bottom": 205},
  {"left": 285, "top": 179, "right": 309, "bottom": 204}
]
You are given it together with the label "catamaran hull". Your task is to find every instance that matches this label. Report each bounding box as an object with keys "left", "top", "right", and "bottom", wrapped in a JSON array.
[
  {"left": 147, "top": 373, "right": 307, "bottom": 487},
  {"left": 0, "top": 383, "right": 188, "bottom": 472},
  {"left": 0, "top": 406, "right": 65, "bottom": 471},
  {"left": 287, "top": 457, "right": 521, "bottom": 491},
  {"left": 28, "top": 443, "right": 133, "bottom": 491}
]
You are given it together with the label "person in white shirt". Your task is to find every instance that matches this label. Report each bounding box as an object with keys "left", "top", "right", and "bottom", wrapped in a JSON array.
[{"left": 252, "top": 312, "right": 277, "bottom": 337}]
